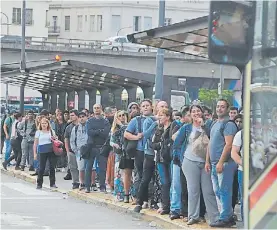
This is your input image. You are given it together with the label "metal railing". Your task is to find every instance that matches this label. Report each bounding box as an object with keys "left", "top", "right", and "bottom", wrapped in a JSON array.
[
  {"left": 0, "top": 35, "right": 208, "bottom": 61},
  {"left": 48, "top": 26, "right": 61, "bottom": 34}
]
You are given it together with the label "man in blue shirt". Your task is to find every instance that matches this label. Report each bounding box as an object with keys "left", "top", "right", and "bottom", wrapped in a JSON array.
[{"left": 206, "top": 99, "right": 238, "bottom": 227}]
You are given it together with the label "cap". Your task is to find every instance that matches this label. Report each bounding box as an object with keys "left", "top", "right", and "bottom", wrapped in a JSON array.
[{"left": 40, "top": 109, "right": 49, "bottom": 116}]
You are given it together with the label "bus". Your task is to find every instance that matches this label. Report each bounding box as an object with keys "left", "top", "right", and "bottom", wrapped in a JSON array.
[{"left": 208, "top": 1, "right": 277, "bottom": 228}]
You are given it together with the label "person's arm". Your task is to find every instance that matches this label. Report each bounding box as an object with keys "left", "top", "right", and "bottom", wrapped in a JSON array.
[
  {"left": 205, "top": 143, "right": 211, "bottom": 173},
  {"left": 3, "top": 118, "right": 10, "bottom": 139},
  {"left": 33, "top": 131, "right": 39, "bottom": 160},
  {"left": 231, "top": 145, "right": 242, "bottom": 166},
  {"left": 64, "top": 126, "right": 71, "bottom": 153},
  {"left": 216, "top": 122, "right": 238, "bottom": 173},
  {"left": 86, "top": 119, "right": 102, "bottom": 137},
  {"left": 70, "top": 127, "right": 77, "bottom": 153},
  {"left": 124, "top": 118, "right": 142, "bottom": 141},
  {"left": 99, "top": 119, "right": 111, "bottom": 138},
  {"left": 17, "top": 121, "right": 25, "bottom": 137},
  {"left": 143, "top": 118, "right": 157, "bottom": 139}
]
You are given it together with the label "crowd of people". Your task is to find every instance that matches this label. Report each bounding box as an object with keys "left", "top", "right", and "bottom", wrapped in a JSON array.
[{"left": 1, "top": 99, "right": 244, "bottom": 228}]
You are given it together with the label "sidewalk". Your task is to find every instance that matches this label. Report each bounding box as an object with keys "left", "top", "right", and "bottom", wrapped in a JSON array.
[{"left": 1, "top": 166, "right": 232, "bottom": 229}]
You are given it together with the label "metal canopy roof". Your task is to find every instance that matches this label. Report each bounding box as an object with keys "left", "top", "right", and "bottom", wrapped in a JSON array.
[
  {"left": 1, "top": 60, "right": 155, "bottom": 92},
  {"left": 127, "top": 16, "right": 208, "bottom": 59}
]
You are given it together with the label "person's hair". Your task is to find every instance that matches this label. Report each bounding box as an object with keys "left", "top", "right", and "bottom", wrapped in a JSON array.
[
  {"left": 190, "top": 105, "right": 204, "bottom": 113},
  {"left": 230, "top": 106, "right": 238, "bottom": 112},
  {"left": 111, "top": 110, "right": 127, "bottom": 134},
  {"left": 140, "top": 98, "right": 152, "bottom": 106},
  {"left": 63, "top": 110, "right": 69, "bottom": 114},
  {"left": 27, "top": 110, "right": 34, "bottom": 114},
  {"left": 212, "top": 113, "right": 218, "bottom": 120},
  {"left": 69, "top": 109, "right": 78, "bottom": 116},
  {"left": 14, "top": 113, "right": 22, "bottom": 120},
  {"left": 217, "top": 99, "right": 230, "bottom": 108},
  {"left": 181, "top": 106, "right": 190, "bottom": 117},
  {"left": 129, "top": 111, "right": 140, "bottom": 121},
  {"left": 157, "top": 108, "right": 173, "bottom": 122},
  {"left": 234, "top": 114, "right": 243, "bottom": 121},
  {"left": 104, "top": 107, "right": 113, "bottom": 114},
  {"left": 55, "top": 112, "right": 65, "bottom": 123},
  {"left": 38, "top": 117, "right": 51, "bottom": 131},
  {"left": 202, "top": 106, "right": 212, "bottom": 115}
]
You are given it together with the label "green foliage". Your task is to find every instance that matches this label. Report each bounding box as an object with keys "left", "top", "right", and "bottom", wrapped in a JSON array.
[{"left": 198, "top": 89, "right": 234, "bottom": 110}]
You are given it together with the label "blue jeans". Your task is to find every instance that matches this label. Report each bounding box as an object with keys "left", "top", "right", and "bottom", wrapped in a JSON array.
[
  {"left": 238, "top": 170, "right": 243, "bottom": 221},
  {"left": 157, "top": 162, "right": 171, "bottom": 210},
  {"left": 211, "top": 160, "right": 237, "bottom": 221},
  {"left": 170, "top": 163, "right": 181, "bottom": 214},
  {"left": 4, "top": 139, "right": 11, "bottom": 161}
]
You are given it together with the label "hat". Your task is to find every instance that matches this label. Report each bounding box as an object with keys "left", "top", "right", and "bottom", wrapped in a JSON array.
[
  {"left": 40, "top": 109, "right": 49, "bottom": 116},
  {"left": 127, "top": 102, "right": 139, "bottom": 113}
]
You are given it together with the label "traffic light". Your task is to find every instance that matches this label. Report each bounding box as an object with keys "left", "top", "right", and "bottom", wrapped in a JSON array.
[
  {"left": 55, "top": 55, "right": 61, "bottom": 62},
  {"left": 211, "top": 11, "right": 220, "bottom": 34}
]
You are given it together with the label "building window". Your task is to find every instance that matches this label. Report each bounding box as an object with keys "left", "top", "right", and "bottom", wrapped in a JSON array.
[
  {"left": 12, "top": 8, "right": 21, "bottom": 24},
  {"left": 164, "top": 18, "right": 172, "bottom": 26},
  {"left": 133, "top": 16, "right": 141, "bottom": 32},
  {"left": 45, "top": 10, "right": 49, "bottom": 27},
  {"left": 26, "top": 9, "right": 33, "bottom": 25},
  {"left": 89, "top": 15, "right": 95, "bottom": 31},
  {"left": 97, "top": 15, "right": 102, "bottom": 31},
  {"left": 77, "top": 15, "right": 83, "bottom": 32},
  {"left": 65, "top": 16, "right": 70, "bottom": 31},
  {"left": 111, "top": 15, "right": 121, "bottom": 34},
  {"left": 144, "top": 16, "right": 152, "bottom": 30}
]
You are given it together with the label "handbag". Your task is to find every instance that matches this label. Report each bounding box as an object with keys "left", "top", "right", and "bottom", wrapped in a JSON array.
[
  {"left": 38, "top": 143, "right": 53, "bottom": 154},
  {"left": 100, "top": 138, "right": 112, "bottom": 157},
  {"left": 51, "top": 137, "right": 64, "bottom": 156},
  {"left": 80, "top": 144, "right": 90, "bottom": 159},
  {"left": 191, "top": 130, "right": 209, "bottom": 160}
]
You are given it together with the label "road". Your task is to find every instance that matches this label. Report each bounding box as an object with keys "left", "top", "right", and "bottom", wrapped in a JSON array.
[{"left": 1, "top": 174, "right": 158, "bottom": 229}]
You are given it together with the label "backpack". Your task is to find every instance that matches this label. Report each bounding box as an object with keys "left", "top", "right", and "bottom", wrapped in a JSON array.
[
  {"left": 1, "top": 116, "right": 11, "bottom": 138},
  {"left": 210, "top": 119, "right": 238, "bottom": 139}
]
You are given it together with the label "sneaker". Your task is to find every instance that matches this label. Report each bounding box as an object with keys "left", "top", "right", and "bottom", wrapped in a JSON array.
[
  {"left": 20, "top": 166, "right": 25, "bottom": 171},
  {"left": 169, "top": 211, "right": 180, "bottom": 220},
  {"left": 85, "top": 188, "right": 90, "bottom": 193},
  {"left": 142, "top": 202, "right": 149, "bottom": 209},
  {"left": 134, "top": 205, "right": 142, "bottom": 213},
  {"left": 2, "top": 162, "right": 7, "bottom": 170},
  {"left": 79, "top": 183, "right": 85, "bottom": 191},
  {"left": 91, "top": 184, "right": 98, "bottom": 191},
  {"left": 72, "top": 183, "right": 80, "bottom": 189},
  {"left": 31, "top": 172, "right": 38, "bottom": 176},
  {"left": 15, "top": 166, "right": 21, "bottom": 170},
  {"left": 29, "top": 166, "right": 35, "bottom": 172},
  {"left": 64, "top": 173, "right": 72, "bottom": 180},
  {"left": 50, "top": 184, "right": 58, "bottom": 189},
  {"left": 210, "top": 219, "right": 236, "bottom": 228},
  {"left": 36, "top": 185, "right": 42, "bottom": 189}
]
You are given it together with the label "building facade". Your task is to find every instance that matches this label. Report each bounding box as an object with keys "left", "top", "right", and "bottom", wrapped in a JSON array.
[
  {"left": 47, "top": 0, "right": 209, "bottom": 41},
  {"left": 0, "top": 0, "right": 50, "bottom": 38}
]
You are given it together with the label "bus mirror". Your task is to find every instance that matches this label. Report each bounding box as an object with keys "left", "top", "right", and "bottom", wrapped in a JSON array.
[{"left": 208, "top": 1, "right": 256, "bottom": 66}]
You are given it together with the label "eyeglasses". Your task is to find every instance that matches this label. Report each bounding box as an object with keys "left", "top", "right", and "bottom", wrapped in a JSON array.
[
  {"left": 94, "top": 107, "right": 100, "bottom": 109},
  {"left": 118, "top": 114, "right": 125, "bottom": 117}
]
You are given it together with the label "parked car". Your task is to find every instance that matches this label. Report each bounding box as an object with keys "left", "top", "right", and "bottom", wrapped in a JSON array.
[{"left": 100, "top": 36, "right": 148, "bottom": 52}]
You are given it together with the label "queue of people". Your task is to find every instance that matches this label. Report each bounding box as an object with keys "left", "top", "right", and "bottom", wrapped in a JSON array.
[{"left": 1, "top": 99, "right": 244, "bottom": 228}]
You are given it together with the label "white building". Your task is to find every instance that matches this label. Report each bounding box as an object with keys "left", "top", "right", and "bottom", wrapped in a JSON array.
[
  {"left": 0, "top": 0, "right": 50, "bottom": 38},
  {"left": 47, "top": 0, "right": 209, "bottom": 41}
]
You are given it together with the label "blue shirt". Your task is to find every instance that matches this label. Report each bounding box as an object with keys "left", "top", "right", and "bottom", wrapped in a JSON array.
[
  {"left": 209, "top": 119, "right": 237, "bottom": 164},
  {"left": 143, "top": 116, "right": 158, "bottom": 155},
  {"left": 125, "top": 116, "right": 146, "bottom": 151}
]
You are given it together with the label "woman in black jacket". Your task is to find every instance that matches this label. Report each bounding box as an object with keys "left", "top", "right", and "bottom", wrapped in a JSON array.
[{"left": 151, "top": 108, "right": 173, "bottom": 215}]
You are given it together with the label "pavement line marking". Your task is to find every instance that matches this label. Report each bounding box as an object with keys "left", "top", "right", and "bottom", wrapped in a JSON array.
[{"left": 2, "top": 182, "right": 50, "bottom": 196}]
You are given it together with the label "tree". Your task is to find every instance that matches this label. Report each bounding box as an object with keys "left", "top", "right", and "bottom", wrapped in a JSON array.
[{"left": 198, "top": 88, "right": 234, "bottom": 110}]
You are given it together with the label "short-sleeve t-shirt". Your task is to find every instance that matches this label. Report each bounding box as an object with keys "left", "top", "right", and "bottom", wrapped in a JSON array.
[
  {"left": 4, "top": 116, "right": 15, "bottom": 136},
  {"left": 125, "top": 116, "right": 146, "bottom": 151},
  {"left": 35, "top": 130, "right": 52, "bottom": 145},
  {"left": 209, "top": 119, "right": 238, "bottom": 164},
  {"left": 64, "top": 123, "right": 75, "bottom": 151},
  {"left": 232, "top": 130, "right": 243, "bottom": 171}
]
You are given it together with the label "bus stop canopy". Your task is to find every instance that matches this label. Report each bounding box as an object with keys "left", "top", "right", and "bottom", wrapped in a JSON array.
[{"left": 127, "top": 16, "right": 208, "bottom": 59}]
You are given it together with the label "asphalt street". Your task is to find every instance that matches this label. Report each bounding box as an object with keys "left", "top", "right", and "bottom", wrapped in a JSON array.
[{"left": 1, "top": 173, "right": 159, "bottom": 229}]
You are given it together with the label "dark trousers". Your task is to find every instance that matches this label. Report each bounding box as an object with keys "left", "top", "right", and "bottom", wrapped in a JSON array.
[
  {"left": 137, "top": 154, "right": 155, "bottom": 206},
  {"left": 232, "top": 170, "right": 239, "bottom": 210},
  {"left": 98, "top": 154, "right": 108, "bottom": 189},
  {"left": 37, "top": 152, "right": 57, "bottom": 186},
  {"left": 157, "top": 162, "right": 171, "bottom": 211},
  {"left": 85, "top": 148, "right": 99, "bottom": 190},
  {"left": 133, "top": 151, "right": 145, "bottom": 197},
  {"left": 6, "top": 139, "right": 22, "bottom": 167},
  {"left": 180, "top": 169, "right": 189, "bottom": 216}
]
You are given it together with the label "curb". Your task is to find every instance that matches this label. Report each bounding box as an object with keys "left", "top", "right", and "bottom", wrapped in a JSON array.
[{"left": 2, "top": 168, "right": 211, "bottom": 229}]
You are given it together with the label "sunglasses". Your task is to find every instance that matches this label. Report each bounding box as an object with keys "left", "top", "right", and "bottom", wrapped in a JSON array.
[{"left": 94, "top": 107, "right": 100, "bottom": 109}]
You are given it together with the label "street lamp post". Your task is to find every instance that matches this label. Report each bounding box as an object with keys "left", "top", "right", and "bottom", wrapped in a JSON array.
[
  {"left": 0, "top": 12, "right": 9, "bottom": 35},
  {"left": 154, "top": 0, "right": 165, "bottom": 101},
  {"left": 116, "top": 26, "right": 133, "bottom": 36},
  {"left": 20, "top": 0, "right": 26, "bottom": 114}
]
